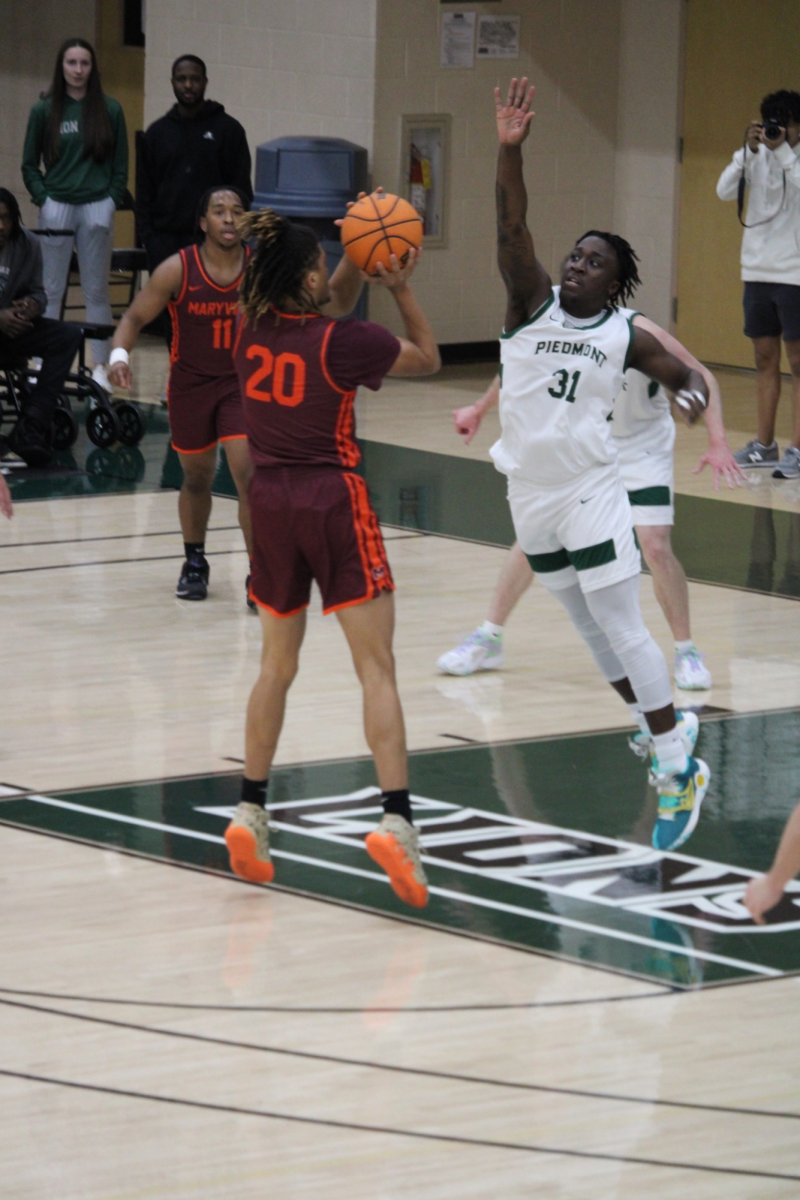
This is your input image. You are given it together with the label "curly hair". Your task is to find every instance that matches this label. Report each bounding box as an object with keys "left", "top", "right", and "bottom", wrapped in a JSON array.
[
  {"left": 193, "top": 185, "right": 250, "bottom": 241},
  {"left": 761, "top": 90, "right": 800, "bottom": 127},
  {"left": 575, "top": 230, "right": 641, "bottom": 308},
  {"left": 237, "top": 208, "right": 322, "bottom": 322}
]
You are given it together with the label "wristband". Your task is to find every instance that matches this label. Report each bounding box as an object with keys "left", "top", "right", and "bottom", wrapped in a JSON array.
[
  {"left": 676, "top": 388, "right": 707, "bottom": 412},
  {"left": 109, "top": 347, "right": 129, "bottom": 367}
]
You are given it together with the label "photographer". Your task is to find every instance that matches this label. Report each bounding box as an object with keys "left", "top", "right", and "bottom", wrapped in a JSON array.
[{"left": 717, "top": 90, "right": 800, "bottom": 478}]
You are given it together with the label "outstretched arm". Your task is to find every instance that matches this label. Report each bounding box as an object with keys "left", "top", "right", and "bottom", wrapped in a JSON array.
[
  {"left": 627, "top": 326, "right": 709, "bottom": 411},
  {"left": 107, "top": 255, "right": 184, "bottom": 390},
  {"left": 495, "top": 78, "right": 551, "bottom": 332},
  {"left": 744, "top": 803, "right": 800, "bottom": 924},
  {"left": 632, "top": 315, "right": 744, "bottom": 490},
  {"left": 453, "top": 374, "right": 500, "bottom": 444},
  {"left": 0, "top": 473, "right": 12, "bottom": 520}
]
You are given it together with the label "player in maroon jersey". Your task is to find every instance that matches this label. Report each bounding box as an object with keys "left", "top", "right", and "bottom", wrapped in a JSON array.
[
  {"left": 225, "top": 207, "right": 440, "bottom": 908},
  {"left": 108, "top": 187, "right": 255, "bottom": 603}
]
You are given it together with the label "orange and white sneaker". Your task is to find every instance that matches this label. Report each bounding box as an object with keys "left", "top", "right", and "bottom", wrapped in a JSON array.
[
  {"left": 225, "top": 802, "right": 274, "bottom": 884},
  {"left": 365, "top": 813, "right": 428, "bottom": 908}
]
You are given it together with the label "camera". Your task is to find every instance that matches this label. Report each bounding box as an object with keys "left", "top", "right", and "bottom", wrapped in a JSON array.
[{"left": 762, "top": 116, "right": 785, "bottom": 141}]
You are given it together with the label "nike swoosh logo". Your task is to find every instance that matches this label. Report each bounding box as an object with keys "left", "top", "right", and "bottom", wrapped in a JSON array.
[
  {"left": 188, "top": 285, "right": 203, "bottom": 291},
  {"left": 580, "top": 497, "right": 594, "bottom": 504}
]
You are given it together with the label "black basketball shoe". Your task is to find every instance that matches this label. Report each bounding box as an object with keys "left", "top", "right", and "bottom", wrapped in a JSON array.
[
  {"left": 8, "top": 414, "right": 53, "bottom": 469},
  {"left": 176, "top": 555, "right": 209, "bottom": 600}
]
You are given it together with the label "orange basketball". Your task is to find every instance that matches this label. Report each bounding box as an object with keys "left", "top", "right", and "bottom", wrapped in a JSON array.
[{"left": 340, "top": 192, "right": 423, "bottom": 274}]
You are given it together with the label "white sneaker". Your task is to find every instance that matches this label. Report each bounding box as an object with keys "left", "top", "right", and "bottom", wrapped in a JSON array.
[
  {"left": 674, "top": 647, "right": 712, "bottom": 690},
  {"left": 436, "top": 628, "right": 504, "bottom": 676},
  {"left": 91, "top": 363, "right": 112, "bottom": 395},
  {"left": 629, "top": 709, "right": 699, "bottom": 761}
]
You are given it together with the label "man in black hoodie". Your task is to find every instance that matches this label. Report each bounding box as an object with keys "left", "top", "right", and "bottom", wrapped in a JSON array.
[
  {"left": 0, "top": 188, "right": 81, "bottom": 467},
  {"left": 136, "top": 55, "right": 253, "bottom": 275}
]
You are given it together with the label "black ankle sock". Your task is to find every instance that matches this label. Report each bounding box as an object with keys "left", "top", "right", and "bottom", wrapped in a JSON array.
[
  {"left": 382, "top": 788, "right": 412, "bottom": 824},
  {"left": 184, "top": 541, "right": 205, "bottom": 561},
  {"left": 241, "top": 777, "right": 268, "bottom": 808}
]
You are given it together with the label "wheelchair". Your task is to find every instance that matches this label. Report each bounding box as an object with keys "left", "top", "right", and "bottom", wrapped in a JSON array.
[{"left": 0, "top": 322, "right": 146, "bottom": 452}]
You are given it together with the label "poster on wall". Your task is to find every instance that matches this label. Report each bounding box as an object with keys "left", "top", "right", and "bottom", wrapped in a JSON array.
[
  {"left": 401, "top": 115, "right": 451, "bottom": 248},
  {"left": 440, "top": 12, "right": 476, "bottom": 68},
  {"left": 476, "top": 15, "right": 520, "bottom": 58}
]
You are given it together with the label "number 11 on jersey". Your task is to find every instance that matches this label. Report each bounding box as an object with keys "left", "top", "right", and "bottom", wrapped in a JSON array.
[{"left": 213, "top": 318, "right": 233, "bottom": 350}]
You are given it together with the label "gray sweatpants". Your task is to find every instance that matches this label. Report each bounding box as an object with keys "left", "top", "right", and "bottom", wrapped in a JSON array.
[{"left": 38, "top": 196, "right": 116, "bottom": 365}]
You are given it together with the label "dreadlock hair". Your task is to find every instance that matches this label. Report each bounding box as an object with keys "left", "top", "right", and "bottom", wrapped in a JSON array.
[
  {"left": 0, "top": 189, "right": 22, "bottom": 240},
  {"left": 44, "top": 39, "right": 114, "bottom": 168},
  {"left": 238, "top": 209, "right": 323, "bottom": 322},
  {"left": 760, "top": 89, "right": 800, "bottom": 127},
  {"left": 194, "top": 185, "right": 250, "bottom": 241},
  {"left": 575, "top": 230, "right": 641, "bottom": 308}
]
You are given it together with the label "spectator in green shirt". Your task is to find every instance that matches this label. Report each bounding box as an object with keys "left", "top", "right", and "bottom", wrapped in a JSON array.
[{"left": 22, "top": 38, "right": 127, "bottom": 391}]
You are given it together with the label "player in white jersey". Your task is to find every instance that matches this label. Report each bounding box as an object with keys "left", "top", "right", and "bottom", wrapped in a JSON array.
[
  {"left": 439, "top": 322, "right": 743, "bottom": 690},
  {"left": 489, "top": 77, "right": 711, "bottom": 852}
]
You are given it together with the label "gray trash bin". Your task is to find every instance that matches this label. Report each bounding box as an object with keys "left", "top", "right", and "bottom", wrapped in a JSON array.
[{"left": 253, "top": 136, "right": 369, "bottom": 318}]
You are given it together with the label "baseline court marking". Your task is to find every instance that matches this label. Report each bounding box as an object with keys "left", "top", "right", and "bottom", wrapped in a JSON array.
[{"left": 15, "top": 790, "right": 783, "bottom": 978}]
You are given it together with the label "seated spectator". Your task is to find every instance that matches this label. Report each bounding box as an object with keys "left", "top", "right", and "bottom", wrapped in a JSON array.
[{"left": 0, "top": 188, "right": 81, "bottom": 467}]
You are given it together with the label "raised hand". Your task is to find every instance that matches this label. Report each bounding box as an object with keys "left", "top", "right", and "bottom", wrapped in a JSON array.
[{"left": 494, "top": 77, "right": 535, "bottom": 146}]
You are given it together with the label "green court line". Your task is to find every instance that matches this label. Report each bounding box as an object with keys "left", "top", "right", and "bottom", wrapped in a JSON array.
[{"left": 6, "top": 426, "right": 800, "bottom": 599}]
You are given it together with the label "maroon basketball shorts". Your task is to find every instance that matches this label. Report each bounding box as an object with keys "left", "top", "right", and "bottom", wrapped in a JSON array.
[
  {"left": 167, "top": 368, "right": 246, "bottom": 454},
  {"left": 249, "top": 465, "right": 395, "bottom": 616}
]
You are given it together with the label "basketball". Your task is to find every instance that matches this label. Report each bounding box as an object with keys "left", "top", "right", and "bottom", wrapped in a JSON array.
[{"left": 340, "top": 192, "right": 423, "bottom": 274}]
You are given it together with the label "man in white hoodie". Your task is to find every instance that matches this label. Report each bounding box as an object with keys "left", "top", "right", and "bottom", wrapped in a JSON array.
[{"left": 717, "top": 90, "right": 800, "bottom": 478}]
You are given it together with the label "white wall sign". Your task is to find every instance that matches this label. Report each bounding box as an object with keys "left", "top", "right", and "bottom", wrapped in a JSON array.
[
  {"left": 440, "top": 11, "right": 476, "bottom": 68},
  {"left": 477, "top": 14, "right": 521, "bottom": 58}
]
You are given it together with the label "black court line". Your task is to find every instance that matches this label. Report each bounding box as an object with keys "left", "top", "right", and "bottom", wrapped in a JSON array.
[
  {"left": 0, "top": 546, "right": 248, "bottom": 576},
  {"left": 0, "top": 524, "right": 240, "bottom": 550},
  {"left": 2, "top": 994, "right": 797, "bottom": 1124},
  {"left": 1, "top": 1069, "right": 796, "bottom": 1182},
  {"left": 0, "top": 982, "right": 670, "bottom": 1014},
  {"left": 1, "top": 816, "right": 793, "bottom": 998},
  {"left": 0, "top": 531, "right": 420, "bottom": 572}
]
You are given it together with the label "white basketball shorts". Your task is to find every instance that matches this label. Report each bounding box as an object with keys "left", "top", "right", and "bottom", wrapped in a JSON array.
[
  {"left": 507, "top": 461, "right": 642, "bottom": 594},
  {"left": 615, "top": 417, "right": 675, "bottom": 527}
]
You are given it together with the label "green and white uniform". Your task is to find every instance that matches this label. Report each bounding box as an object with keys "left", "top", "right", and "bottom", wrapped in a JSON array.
[
  {"left": 492, "top": 287, "right": 640, "bottom": 593},
  {"left": 612, "top": 369, "right": 675, "bottom": 527}
]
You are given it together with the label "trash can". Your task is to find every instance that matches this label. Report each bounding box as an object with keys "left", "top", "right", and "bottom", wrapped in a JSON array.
[{"left": 253, "top": 136, "right": 369, "bottom": 317}]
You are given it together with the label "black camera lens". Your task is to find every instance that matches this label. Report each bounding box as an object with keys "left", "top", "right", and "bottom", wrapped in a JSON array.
[{"left": 763, "top": 118, "right": 784, "bottom": 140}]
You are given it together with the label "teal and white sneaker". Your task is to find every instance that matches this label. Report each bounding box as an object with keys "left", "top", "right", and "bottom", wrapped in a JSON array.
[
  {"left": 436, "top": 628, "right": 504, "bottom": 676},
  {"left": 652, "top": 756, "right": 710, "bottom": 852},
  {"left": 674, "top": 647, "right": 712, "bottom": 690},
  {"left": 628, "top": 710, "right": 699, "bottom": 762}
]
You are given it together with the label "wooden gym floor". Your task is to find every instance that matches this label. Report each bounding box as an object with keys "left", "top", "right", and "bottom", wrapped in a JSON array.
[{"left": 0, "top": 341, "right": 798, "bottom": 1196}]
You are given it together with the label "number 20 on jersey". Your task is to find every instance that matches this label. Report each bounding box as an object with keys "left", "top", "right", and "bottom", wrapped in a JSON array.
[{"left": 245, "top": 345, "right": 306, "bottom": 407}]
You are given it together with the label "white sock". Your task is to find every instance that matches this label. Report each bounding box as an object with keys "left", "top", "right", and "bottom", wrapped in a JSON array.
[
  {"left": 480, "top": 620, "right": 504, "bottom": 638},
  {"left": 651, "top": 728, "right": 689, "bottom": 775},
  {"left": 627, "top": 703, "right": 649, "bottom": 735},
  {"left": 674, "top": 639, "right": 695, "bottom": 654}
]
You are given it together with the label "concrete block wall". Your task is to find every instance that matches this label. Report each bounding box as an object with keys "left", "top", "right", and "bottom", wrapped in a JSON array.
[
  {"left": 613, "top": 0, "right": 684, "bottom": 331},
  {"left": 369, "top": 0, "right": 623, "bottom": 343},
  {"left": 143, "top": 1, "right": 378, "bottom": 159},
  {"left": 1, "top": 0, "right": 97, "bottom": 227}
]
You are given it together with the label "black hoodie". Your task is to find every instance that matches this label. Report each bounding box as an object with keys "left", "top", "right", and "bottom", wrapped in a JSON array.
[{"left": 136, "top": 101, "right": 253, "bottom": 240}]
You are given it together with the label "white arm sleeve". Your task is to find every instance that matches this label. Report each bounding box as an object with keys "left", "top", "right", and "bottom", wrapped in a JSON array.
[{"left": 716, "top": 147, "right": 749, "bottom": 200}]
